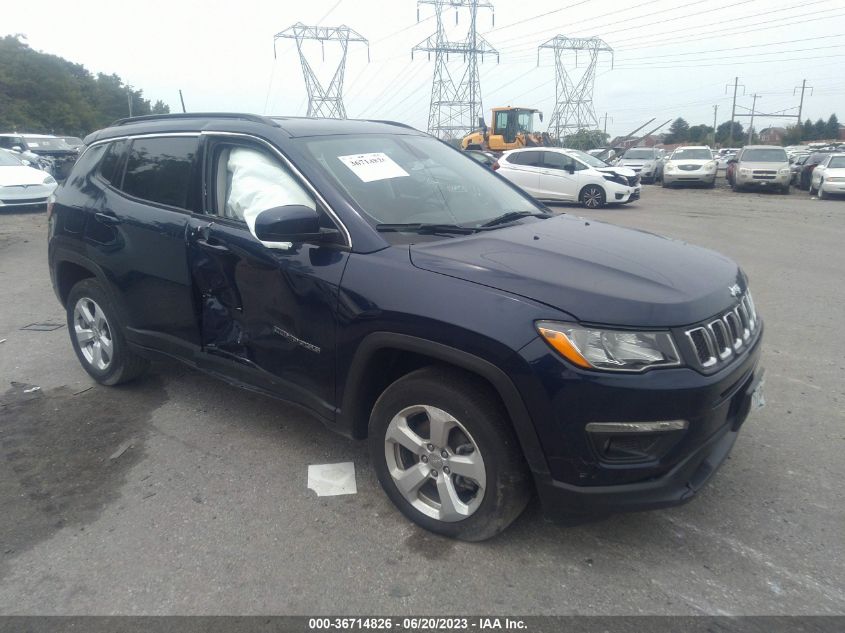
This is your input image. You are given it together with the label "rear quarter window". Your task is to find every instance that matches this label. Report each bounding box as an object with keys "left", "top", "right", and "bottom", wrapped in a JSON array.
[{"left": 120, "top": 136, "right": 199, "bottom": 210}]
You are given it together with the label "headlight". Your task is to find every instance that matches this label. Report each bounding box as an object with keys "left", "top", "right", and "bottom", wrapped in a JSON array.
[
  {"left": 665, "top": 162, "right": 675, "bottom": 171},
  {"left": 43, "top": 175, "right": 57, "bottom": 185},
  {"left": 602, "top": 174, "right": 627, "bottom": 186},
  {"left": 705, "top": 161, "right": 717, "bottom": 171},
  {"left": 827, "top": 176, "right": 845, "bottom": 182},
  {"left": 536, "top": 321, "right": 682, "bottom": 372},
  {"left": 739, "top": 168, "right": 751, "bottom": 175},
  {"left": 778, "top": 168, "right": 790, "bottom": 175}
]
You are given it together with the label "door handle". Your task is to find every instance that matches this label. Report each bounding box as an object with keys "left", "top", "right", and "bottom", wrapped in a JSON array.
[
  {"left": 196, "top": 237, "right": 230, "bottom": 253},
  {"left": 95, "top": 211, "right": 121, "bottom": 225}
]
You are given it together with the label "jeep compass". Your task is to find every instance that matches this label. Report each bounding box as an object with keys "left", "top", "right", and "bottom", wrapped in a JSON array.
[{"left": 48, "top": 113, "right": 764, "bottom": 541}]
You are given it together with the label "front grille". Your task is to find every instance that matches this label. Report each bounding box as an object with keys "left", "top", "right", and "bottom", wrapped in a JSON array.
[
  {"left": 684, "top": 292, "right": 759, "bottom": 370},
  {"left": 679, "top": 164, "right": 700, "bottom": 171},
  {"left": 626, "top": 174, "right": 640, "bottom": 186},
  {"left": 752, "top": 169, "right": 776, "bottom": 180}
]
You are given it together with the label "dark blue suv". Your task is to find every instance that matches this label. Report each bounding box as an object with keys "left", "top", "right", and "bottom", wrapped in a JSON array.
[{"left": 48, "top": 114, "right": 764, "bottom": 540}]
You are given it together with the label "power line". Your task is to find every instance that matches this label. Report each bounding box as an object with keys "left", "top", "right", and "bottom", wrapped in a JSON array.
[{"left": 481, "top": 0, "right": 589, "bottom": 35}]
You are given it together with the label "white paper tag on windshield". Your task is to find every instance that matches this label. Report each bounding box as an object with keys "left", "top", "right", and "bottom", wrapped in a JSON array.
[{"left": 338, "top": 152, "right": 409, "bottom": 183}]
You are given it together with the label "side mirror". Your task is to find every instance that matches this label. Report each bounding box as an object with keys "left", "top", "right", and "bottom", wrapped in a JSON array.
[
  {"left": 727, "top": 158, "right": 738, "bottom": 165},
  {"left": 564, "top": 164, "right": 575, "bottom": 174},
  {"left": 477, "top": 116, "right": 487, "bottom": 131},
  {"left": 538, "top": 112, "right": 544, "bottom": 123},
  {"left": 253, "top": 205, "right": 337, "bottom": 244}
]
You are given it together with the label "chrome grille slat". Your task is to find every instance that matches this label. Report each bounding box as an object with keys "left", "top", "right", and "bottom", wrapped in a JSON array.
[{"left": 684, "top": 291, "right": 758, "bottom": 371}]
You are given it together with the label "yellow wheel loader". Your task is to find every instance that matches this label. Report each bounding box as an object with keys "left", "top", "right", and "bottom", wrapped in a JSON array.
[{"left": 461, "top": 107, "right": 551, "bottom": 153}]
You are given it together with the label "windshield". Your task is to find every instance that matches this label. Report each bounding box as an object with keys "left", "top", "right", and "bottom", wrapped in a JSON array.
[
  {"left": 0, "top": 150, "right": 23, "bottom": 166},
  {"left": 301, "top": 134, "right": 540, "bottom": 227},
  {"left": 516, "top": 111, "right": 534, "bottom": 133},
  {"left": 671, "top": 148, "right": 712, "bottom": 160},
  {"left": 741, "top": 148, "right": 788, "bottom": 162},
  {"left": 622, "top": 148, "right": 655, "bottom": 159},
  {"left": 568, "top": 149, "right": 608, "bottom": 168},
  {"left": 23, "top": 136, "right": 71, "bottom": 150},
  {"left": 828, "top": 156, "right": 845, "bottom": 168},
  {"left": 62, "top": 137, "right": 84, "bottom": 146}
]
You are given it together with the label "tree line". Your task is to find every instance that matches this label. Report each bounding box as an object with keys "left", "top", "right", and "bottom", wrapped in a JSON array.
[
  {"left": 664, "top": 114, "right": 840, "bottom": 146},
  {"left": 0, "top": 35, "right": 169, "bottom": 137}
]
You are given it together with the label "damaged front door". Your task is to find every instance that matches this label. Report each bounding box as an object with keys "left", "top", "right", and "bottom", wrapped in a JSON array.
[{"left": 187, "top": 137, "right": 349, "bottom": 421}]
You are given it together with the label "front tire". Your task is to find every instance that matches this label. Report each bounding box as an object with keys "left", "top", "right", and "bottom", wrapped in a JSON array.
[
  {"left": 368, "top": 366, "right": 531, "bottom": 541},
  {"left": 578, "top": 185, "right": 606, "bottom": 209},
  {"left": 66, "top": 279, "right": 149, "bottom": 386},
  {"left": 818, "top": 180, "right": 826, "bottom": 199}
]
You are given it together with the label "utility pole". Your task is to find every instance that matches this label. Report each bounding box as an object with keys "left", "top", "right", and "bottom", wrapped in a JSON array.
[
  {"left": 747, "top": 93, "right": 760, "bottom": 145},
  {"left": 413, "top": 0, "right": 498, "bottom": 140},
  {"left": 725, "top": 77, "right": 745, "bottom": 147},
  {"left": 274, "top": 23, "right": 369, "bottom": 119},
  {"left": 601, "top": 112, "right": 613, "bottom": 135},
  {"left": 793, "top": 79, "right": 813, "bottom": 141},
  {"left": 126, "top": 91, "right": 133, "bottom": 117},
  {"left": 538, "top": 35, "right": 613, "bottom": 142},
  {"left": 712, "top": 104, "right": 718, "bottom": 147},
  {"left": 178, "top": 90, "right": 187, "bottom": 113}
]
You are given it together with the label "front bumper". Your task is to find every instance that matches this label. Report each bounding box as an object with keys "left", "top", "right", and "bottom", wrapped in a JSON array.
[
  {"left": 0, "top": 184, "right": 56, "bottom": 208},
  {"left": 821, "top": 180, "right": 845, "bottom": 194},
  {"left": 605, "top": 181, "right": 641, "bottom": 203},
  {"left": 516, "top": 322, "right": 763, "bottom": 518},
  {"left": 664, "top": 170, "right": 716, "bottom": 184},
  {"left": 736, "top": 172, "right": 790, "bottom": 188}
]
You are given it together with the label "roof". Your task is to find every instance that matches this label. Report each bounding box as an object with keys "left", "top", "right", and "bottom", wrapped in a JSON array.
[
  {"left": 0, "top": 132, "right": 58, "bottom": 138},
  {"left": 85, "top": 112, "right": 423, "bottom": 145}
]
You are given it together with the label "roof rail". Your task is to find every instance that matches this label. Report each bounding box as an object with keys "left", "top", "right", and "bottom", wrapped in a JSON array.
[
  {"left": 362, "top": 119, "right": 418, "bottom": 131},
  {"left": 110, "top": 113, "right": 279, "bottom": 128}
]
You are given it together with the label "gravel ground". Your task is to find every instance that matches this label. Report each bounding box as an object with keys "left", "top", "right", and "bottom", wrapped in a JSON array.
[{"left": 0, "top": 180, "right": 843, "bottom": 615}]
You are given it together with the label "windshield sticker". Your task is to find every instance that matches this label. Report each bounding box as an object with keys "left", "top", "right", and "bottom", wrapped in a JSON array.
[
  {"left": 27, "top": 142, "right": 39, "bottom": 147},
  {"left": 338, "top": 152, "right": 409, "bottom": 183}
]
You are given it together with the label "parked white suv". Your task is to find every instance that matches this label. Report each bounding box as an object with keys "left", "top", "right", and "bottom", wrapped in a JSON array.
[
  {"left": 496, "top": 147, "right": 640, "bottom": 208},
  {"left": 663, "top": 146, "right": 717, "bottom": 188}
]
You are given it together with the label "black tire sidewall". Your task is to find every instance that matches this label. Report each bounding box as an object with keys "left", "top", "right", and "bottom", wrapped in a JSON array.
[
  {"left": 580, "top": 185, "right": 606, "bottom": 208},
  {"left": 66, "top": 279, "right": 132, "bottom": 386},
  {"left": 368, "top": 367, "right": 529, "bottom": 541}
]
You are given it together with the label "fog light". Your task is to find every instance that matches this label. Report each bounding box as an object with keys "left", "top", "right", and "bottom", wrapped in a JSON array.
[{"left": 586, "top": 420, "right": 688, "bottom": 463}]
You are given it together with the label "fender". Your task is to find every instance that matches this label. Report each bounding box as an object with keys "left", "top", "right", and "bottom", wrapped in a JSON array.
[{"left": 340, "top": 332, "right": 550, "bottom": 476}]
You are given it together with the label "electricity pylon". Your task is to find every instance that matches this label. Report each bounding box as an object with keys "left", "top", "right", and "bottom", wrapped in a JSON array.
[
  {"left": 413, "top": 0, "right": 498, "bottom": 140},
  {"left": 274, "top": 22, "right": 369, "bottom": 119},
  {"left": 538, "top": 36, "right": 613, "bottom": 141}
]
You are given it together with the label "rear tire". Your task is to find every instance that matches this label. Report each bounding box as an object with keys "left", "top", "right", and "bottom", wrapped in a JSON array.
[
  {"left": 66, "top": 279, "right": 149, "bottom": 386},
  {"left": 368, "top": 366, "right": 531, "bottom": 541}
]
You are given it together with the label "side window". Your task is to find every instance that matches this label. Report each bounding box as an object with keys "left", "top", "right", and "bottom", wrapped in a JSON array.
[
  {"left": 211, "top": 145, "right": 316, "bottom": 227},
  {"left": 121, "top": 136, "right": 199, "bottom": 210},
  {"left": 542, "top": 152, "right": 575, "bottom": 171},
  {"left": 98, "top": 140, "right": 127, "bottom": 185},
  {"left": 508, "top": 151, "right": 542, "bottom": 167}
]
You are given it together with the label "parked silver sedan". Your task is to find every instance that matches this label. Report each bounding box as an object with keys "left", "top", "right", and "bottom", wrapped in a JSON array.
[{"left": 615, "top": 147, "right": 665, "bottom": 184}]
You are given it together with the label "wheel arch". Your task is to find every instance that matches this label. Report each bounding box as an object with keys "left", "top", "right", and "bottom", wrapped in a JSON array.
[
  {"left": 340, "top": 332, "right": 550, "bottom": 475},
  {"left": 578, "top": 182, "right": 606, "bottom": 206}
]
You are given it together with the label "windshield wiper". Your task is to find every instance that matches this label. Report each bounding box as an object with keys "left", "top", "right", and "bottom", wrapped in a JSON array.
[
  {"left": 375, "top": 223, "right": 478, "bottom": 235},
  {"left": 479, "top": 210, "right": 550, "bottom": 228}
]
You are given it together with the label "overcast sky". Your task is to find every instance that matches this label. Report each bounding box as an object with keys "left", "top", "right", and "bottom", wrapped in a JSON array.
[{"left": 4, "top": 0, "right": 845, "bottom": 139}]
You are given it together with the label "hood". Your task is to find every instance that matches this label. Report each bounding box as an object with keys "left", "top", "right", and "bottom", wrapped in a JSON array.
[
  {"left": 739, "top": 161, "right": 788, "bottom": 170},
  {"left": 666, "top": 158, "right": 713, "bottom": 166},
  {"left": 822, "top": 167, "right": 845, "bottom": 177},
  {"left": 618, "top": 158, "right": 655, "bottom": 166},
  {"left": 409, "top": 215, "right": 743, "bottom": 327},
  {"left": 0, "top": 165, "right": 51, "bottom": 186},
  {"left": 596, "top": 165, "right": 636, "bottom": 177}
]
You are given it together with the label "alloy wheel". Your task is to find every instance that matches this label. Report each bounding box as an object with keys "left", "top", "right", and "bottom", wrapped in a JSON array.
[
  {"left": 582, "top": 186, "right": 604, "bottom": 208},
  {"left": 384, "top": 404, "right": 486, "bottom": 522},
  {"left": 73, "top": 297, "right": 113, "bottom": 371}
]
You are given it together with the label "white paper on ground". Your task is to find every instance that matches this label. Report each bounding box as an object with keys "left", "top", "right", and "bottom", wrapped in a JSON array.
[
  {"left": 337, "top": 153, "right": 409, "bottom": 183},
  {"left": 307, "top": 462, "right": 357, "bottom": 496}
]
